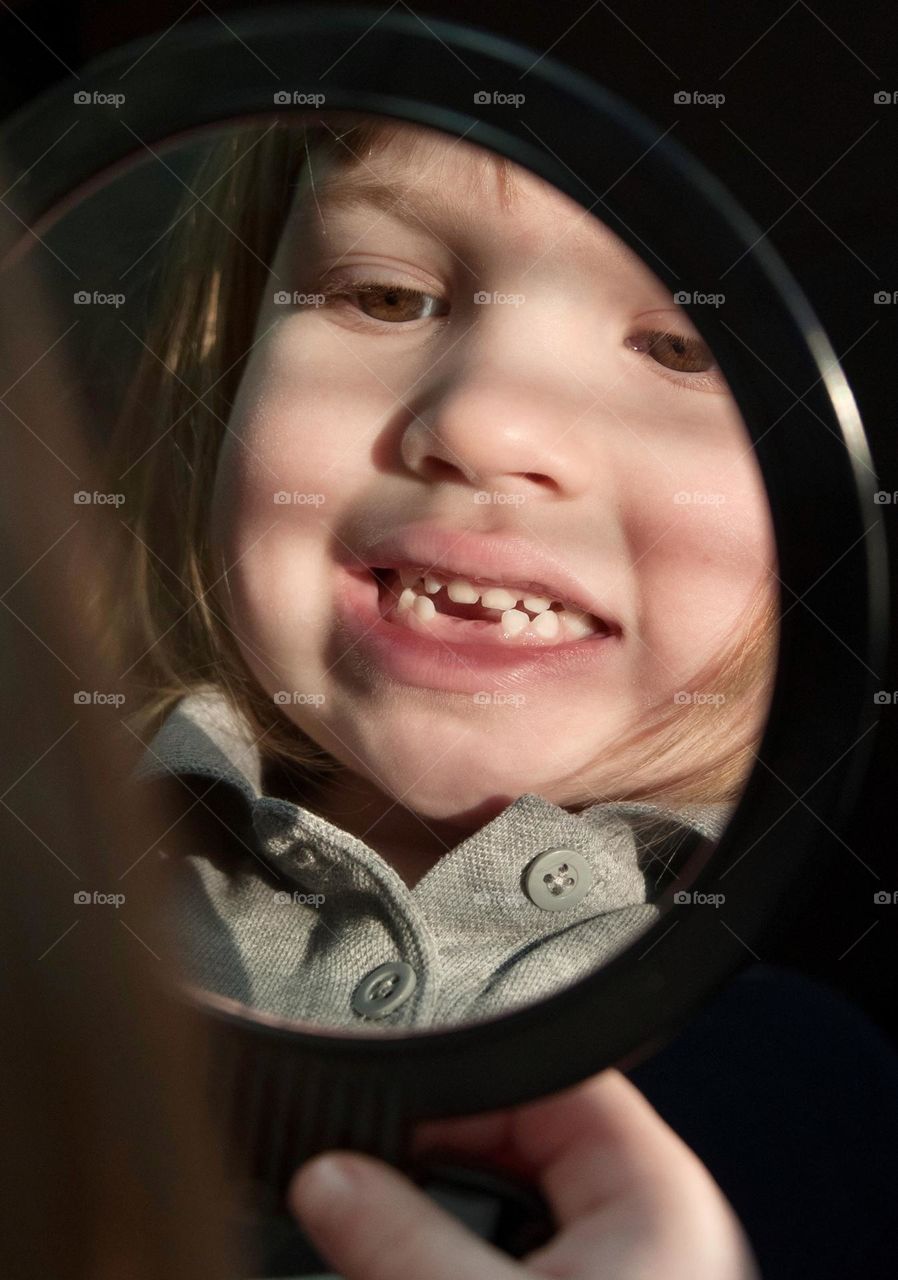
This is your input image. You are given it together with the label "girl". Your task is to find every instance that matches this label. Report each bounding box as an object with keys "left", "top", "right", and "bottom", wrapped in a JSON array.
[{"left": 98, "top": 114, "right": 778, "bottom": 1029}]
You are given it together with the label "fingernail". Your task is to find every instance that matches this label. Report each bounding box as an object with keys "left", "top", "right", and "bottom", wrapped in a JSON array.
[{"left": 295, "top": 1154, "right": 355, "bottom": 1212}]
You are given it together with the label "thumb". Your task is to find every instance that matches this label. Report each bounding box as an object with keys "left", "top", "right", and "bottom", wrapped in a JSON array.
[{"left": 288, "top": 1151, "right": 523, "bottom": 1280}]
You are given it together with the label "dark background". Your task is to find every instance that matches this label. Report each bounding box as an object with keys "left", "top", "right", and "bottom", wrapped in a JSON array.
[{"left": 1, "top": 0, "right": 896, "bottom": 1043}]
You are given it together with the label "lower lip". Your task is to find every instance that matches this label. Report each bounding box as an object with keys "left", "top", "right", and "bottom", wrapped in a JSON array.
[{"left": 333, "top": 565, "right": 621, "bottom": 694}]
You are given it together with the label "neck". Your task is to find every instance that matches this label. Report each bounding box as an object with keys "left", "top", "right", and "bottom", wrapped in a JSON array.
[{"left": 262, "top": 760, "right": 475, "bottom": 889}]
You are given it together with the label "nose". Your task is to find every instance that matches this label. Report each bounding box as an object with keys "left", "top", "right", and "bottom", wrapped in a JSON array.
[{"left": 399, "top": 367, "right": 596, "bottom": 501}]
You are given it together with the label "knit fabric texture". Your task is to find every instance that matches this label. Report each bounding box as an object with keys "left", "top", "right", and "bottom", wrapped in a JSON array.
[{"left": 132, "top": 685, "right": 734, "bottom": 1030}]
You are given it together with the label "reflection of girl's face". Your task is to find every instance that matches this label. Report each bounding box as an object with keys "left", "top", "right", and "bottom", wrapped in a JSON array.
[{"left": 208, "top": 128, "right": 775, "bottom": 824}]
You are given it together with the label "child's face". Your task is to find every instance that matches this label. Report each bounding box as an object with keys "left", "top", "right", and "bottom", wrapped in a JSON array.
[{"left": 208, "top": 123, "right": 776, "bottom": 820}]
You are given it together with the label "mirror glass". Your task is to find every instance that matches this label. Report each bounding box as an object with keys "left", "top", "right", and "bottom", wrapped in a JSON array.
[{"left": 20, "top": 112, "right": 779, "bottom": 1033}]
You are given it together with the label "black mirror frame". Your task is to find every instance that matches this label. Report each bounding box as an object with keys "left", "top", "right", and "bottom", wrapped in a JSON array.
[{"left": 0, "top": 3, "right": 888, "bottom": 1195}]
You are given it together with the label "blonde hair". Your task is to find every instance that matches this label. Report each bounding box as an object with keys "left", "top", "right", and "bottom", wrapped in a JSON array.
[{"left": 95, "top": 115, "right": 779, "bottom": 825}]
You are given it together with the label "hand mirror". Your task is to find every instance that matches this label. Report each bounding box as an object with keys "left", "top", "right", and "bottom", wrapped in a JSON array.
[{"left": 0, "top": 3, "right": 886, "bottom": 1256}]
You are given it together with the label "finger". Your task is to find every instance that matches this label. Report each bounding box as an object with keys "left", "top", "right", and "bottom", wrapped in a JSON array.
[
  {"left": 515, "top": 1069, "right": 715, "bottom": 1221},
  {"left": 288, "top": 1150, "right": 523, "bottom": 1280}
]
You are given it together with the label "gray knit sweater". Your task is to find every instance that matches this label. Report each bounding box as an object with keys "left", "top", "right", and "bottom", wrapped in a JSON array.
[{"left": 133, "top": 685, "right": 732, "bottom": 1032}]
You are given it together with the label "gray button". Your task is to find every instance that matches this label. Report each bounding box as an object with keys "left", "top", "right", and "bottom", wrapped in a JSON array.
[
  {"left": 351, "top": 960, "right": 417, "bottom": 1019},
  {"left": 524, "top": 847, "right": 592, "bottom": 911}
]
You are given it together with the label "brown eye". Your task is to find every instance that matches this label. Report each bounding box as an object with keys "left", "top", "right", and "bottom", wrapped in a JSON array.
[
  {"left": 627, "top": 329, "right": 715, "bottom": 373},
  {"left": 345, "top": 283, "right": 447, "bottom": 323}
]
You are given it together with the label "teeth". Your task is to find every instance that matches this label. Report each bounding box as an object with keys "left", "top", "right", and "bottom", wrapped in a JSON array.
[
  {"left": 447, "top": 579, "right": 482, "bottom": 604},
  {"left": 391, "top": 567, "right": 569, "bottom": 615},
  {"left": 565, "top": 610, "right": 595, "bottom": 640},
  {"left": 479, "top": 586, "right": 519, "bottom": 610},
  {"left": 531, "top": 610, "right": 560, "bottom": 639},
  {"left": 500, "top": 608, "right": 529, "bottom": 636},
  {"left": 382, "top": 569, "right": 604, "bottom": 645},
  {"left": 412, "top": 594, "right": 436, "bottom": 621},
  {"left": 522, "top": 594, "right": 552, "bottom": 613},
  {"left": 396, "top": 586, "right": 417, "bottom": 614}
]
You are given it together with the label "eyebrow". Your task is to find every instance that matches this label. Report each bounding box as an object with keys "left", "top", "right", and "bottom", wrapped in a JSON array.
[
  {"left": 293, "top": 158, "right": 520, "bottom": 236},
  {"left": 293, "top": 165, "right": 642, "bottom": 271}
]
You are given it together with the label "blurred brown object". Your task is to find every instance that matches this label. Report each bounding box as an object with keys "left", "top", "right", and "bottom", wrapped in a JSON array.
[{"left": 0, "top": 157, "right": 242, "bottom": 1278}]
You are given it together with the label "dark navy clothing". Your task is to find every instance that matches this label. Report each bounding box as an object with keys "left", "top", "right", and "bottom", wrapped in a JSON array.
[{"left": 628, "top": 964, "right": 898, "bottom": 1280}]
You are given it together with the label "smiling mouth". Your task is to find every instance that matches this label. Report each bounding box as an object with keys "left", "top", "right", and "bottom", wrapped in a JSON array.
[{"left": 372, "top": 567, "right": 611, "bottom": 646}]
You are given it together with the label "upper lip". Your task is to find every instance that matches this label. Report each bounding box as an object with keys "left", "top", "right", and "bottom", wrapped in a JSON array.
[{"left": 348, "top": 522, "right": 622, "bottom": 631}]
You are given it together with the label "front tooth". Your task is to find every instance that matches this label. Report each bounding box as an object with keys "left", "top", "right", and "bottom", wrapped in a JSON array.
[
  {"left": 481, "top": 586, "right": 519, "bottom": 610},
  {"left": 531, "top": 609, "right": 560, "bottom": 639},
  {"left": 562, "top": 608, "right": 599, "bottom": 639},
  {"left": 412, "top": 594, "right": 436, "bottom": 620},
  {"left": 522, "top": 594, "right": 552, "bottom": 613},
  {"left": 447, "top": 579, "right": 480, "bottom": 603},
  {"left": 501, "top": 608, "right": 529, "bottom": 636},
  {"left": 396, "top": 586, "right": 417, "bottom": 614},
  {"left": 424, "top": 574, "right": 442, "bottom": 594}
]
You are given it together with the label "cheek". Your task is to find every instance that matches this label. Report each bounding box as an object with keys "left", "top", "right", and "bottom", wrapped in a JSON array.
[{"left": 628, "top": 454, "right": 776, "bottom": 678}]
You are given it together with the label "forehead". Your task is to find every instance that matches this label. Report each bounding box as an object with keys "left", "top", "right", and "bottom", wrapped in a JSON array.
[{"left": 292, "top": 122, "right": 644, "bottom": 270}]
